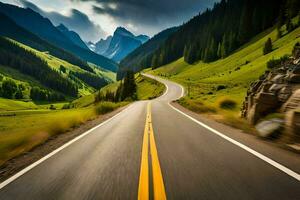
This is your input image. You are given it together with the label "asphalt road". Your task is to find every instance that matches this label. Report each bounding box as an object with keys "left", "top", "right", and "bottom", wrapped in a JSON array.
[{"left": 0, "top": 74, "right": 299, "bottom": 200}]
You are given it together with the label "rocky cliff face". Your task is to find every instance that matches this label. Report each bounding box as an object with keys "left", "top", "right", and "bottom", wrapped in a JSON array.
[{"left": 242, "top": 43, "right": 300, "bottom": 141}]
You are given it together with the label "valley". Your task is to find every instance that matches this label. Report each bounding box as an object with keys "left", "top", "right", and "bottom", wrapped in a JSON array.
[{"left": 0, "top": 0, "right": 300, "bottom": 199}]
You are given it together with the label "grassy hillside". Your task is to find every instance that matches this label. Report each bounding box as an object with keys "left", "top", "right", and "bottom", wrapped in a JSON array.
[
  {"left": 13, "top": 39, "right": 113, "bottom": 95},
  {"left": 0, "top": 38, "right": 117, "bottom": 112},
  {"left": 150, "top": 25, "right": 300, "bottom": 130},
  {"left": 99, "top": 74, "right": 165, "bottom": 101},
  {"left": 71, "top": 74, "right": 165, "bottom": 109}
]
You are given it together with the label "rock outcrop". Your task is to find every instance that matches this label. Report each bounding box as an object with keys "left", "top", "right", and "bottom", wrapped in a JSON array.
[{"left": 242, "top": 43, "right": 300, "bottom": 140}]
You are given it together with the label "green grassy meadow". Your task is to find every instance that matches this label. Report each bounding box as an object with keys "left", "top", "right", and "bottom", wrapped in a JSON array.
[
  {"left": 150, "top": 25, "right": 300, "bottom": 130},
  {"left": 0, "top": 101, "right": 128, "bottom": 166},
  {"left": 0, "top": 74, "right": 164, "bottom": 165}
]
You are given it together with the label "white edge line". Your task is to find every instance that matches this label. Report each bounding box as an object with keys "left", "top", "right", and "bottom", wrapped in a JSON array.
[
  {"left": 151, "top": 74, "right": 300, "bottom": 182},
  {"left": 0, "top": 104, "right": 134, "bottom": 190},
  {"left": 168, "top": 100, "right": 300, "bottom": 182}
]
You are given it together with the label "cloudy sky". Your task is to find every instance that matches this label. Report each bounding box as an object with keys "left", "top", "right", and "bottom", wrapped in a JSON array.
[{"left": 3, "top": 0, "right": 217, "bottom": 42}]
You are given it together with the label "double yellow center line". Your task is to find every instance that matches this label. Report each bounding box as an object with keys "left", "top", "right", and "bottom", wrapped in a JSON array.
[{"left": 138, "top": 102, "right": 167, "bottom": 200}]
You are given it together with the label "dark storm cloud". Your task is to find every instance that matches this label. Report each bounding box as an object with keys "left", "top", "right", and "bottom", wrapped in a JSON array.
[
  {"left": 72, "top": 0, "right": 218, "bottom": 35},
  {"left": 19, "top": 0, "right": 106, "bottom": 42}
]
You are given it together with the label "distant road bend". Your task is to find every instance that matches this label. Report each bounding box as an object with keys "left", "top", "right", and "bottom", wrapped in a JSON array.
[{"left": 0, "top": 74, "right": 300, "bottom": 200}]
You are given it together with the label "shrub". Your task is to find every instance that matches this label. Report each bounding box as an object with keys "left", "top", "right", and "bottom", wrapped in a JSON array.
[
  {"left": 292, "top": 42, "right": 300, "bottom": 58},
  {"left": 1, "top": 79, "right": 18, "bottom": 99},
  {"left": 95, "top": 102, "right": 118, "bottom": 115},
  {"left": 216, "top": 85, "right": 227, "bottom": 91},
  {"left": 266, "top": 55, "right": 289, "bottom": 69},
  {"left": 62, "top": 104, "right": 71, "bottom": 109},
  {"left": 178, "top": 98, "right": 216, "bottom": 113},
  {"left": 218, "top": 98, "right": 237, "bottom": 110},
  {"left": 49, "top": 105, "right": 56, "bottom": 110},
  {"left": 235, "top": 67, "right": 241, "bottom": 71}
]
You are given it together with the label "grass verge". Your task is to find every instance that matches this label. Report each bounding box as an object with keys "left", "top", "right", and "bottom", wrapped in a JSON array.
[{"left": 0, "top": 101, "right": 127, "bottom": 166}]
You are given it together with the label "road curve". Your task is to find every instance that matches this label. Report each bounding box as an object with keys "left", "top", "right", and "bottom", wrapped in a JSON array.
[{"left": 0, "top": 74, "right": 299, "bottom": 200}]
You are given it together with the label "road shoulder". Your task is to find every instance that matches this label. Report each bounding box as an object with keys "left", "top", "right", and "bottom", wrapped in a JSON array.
[
  {"left": 170, "top": 102, "right": 300, "bottom": 174},
  {"left": 0, "top": 105, "right": 129, "bottom": 182}
]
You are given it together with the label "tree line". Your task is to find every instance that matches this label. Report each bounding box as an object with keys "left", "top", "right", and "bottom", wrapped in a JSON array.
[
  {"left": 95, "top": 71, "right": 137, "bottom": 103},
  {"left": 69, "top": 71, "right": 109, "bottom": 89},
  {"left": 120, "top": 0, "right": 299, "bottom": 72},
  {"left": 0, "top": 76, "right": 65, "bottom": 101},
  {"left": 0, "top": 12, "right": 94, "bottom": 73},
  {"left": 0, "top": 78, "right": 24, "bottom": 99},
  {"left": 0, "top": 37, "right": 78, "bottom": 97}
]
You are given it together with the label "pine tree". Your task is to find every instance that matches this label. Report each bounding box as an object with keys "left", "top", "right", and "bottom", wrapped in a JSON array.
[
  {"left": 286, "top": 17, "right": 294, "bottom": 33},
  {"left": 183, "top": 45, "right": 191, "bottom": 63},
  {"left": 238, "top": 0, "right": 253, "bottom": 44},
  {"left": 217, "top": 42, "right": 222, "bottom": 58},
  {"left": 276, "top": 27, "right": 282, "bottom": 39},
  {"left": 263, "top": 38, "right": 273, "bottom": 55}
]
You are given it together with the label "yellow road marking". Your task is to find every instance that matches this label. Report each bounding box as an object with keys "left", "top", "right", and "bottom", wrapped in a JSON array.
[
  {"left": 138, "top": 102, "right": 167, "bottom": 200},
  {"left": 148, "top": 103, "right": 167, "bottom": 200},
  {"left": 138, "top": 103, "right": 150, "bottom": 200}
]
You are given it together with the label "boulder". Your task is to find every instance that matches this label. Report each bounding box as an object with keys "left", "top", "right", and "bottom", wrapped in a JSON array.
[
  {"left": 262, "top": 82, "right": 273, "bottom": 92},
  {"left": 281, "top": 89, "right": 300, "bottom": 112},
  {"left": 271, "top": 74, "right": 285, "bottom": 84},
  {"left": 247, "top": 102, "right": 278, "bottom": 125},
  {"left": 284, "top": 110, "right": 300, "bottom": 142},
  {"left": 278, "top": 86, "right": 292, "bottom": 102},
  {"left": 291, "top": 66, "right": 300, "bottom": 74},
  {"left": 255, "top": 119, "right": 284, "bottom": 138},
  {"left": 288, "top": 74, "right": 300, "bottom": 83},
  {"left": 255, "top": 92, "right": 278, "bottom": 105},
  {"left": 274, "top": 67, "right": 287, "bottom": 74},
  {"left": 268, "top": 84, "right": 286, "bottom": 93},
  {"left": 293, "top": 59, "right": 300, "bottom": 65}
]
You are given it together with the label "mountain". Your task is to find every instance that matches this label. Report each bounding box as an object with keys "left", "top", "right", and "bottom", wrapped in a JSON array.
[
  {"left": 86, "top": 41, "right": 96, "bottom": 51},
  {"left": 0, "top": 2, "right": 118, "bottom": 72},
  {"left": 98, "top": 27, "right": 149, "bottom": 62},
  {"left": 118, "top": 0, "right": 300, "bottom": 79},
  {"left": 94, "top": 36, "right": 112, "bottom": 55},
  {"left": 136, "top": 35, "right": 150, "bottom": 44},
  {"left": 56, "top": 24, "right": 89, "bottom": 50},
  {"left": 0, "top": 12, "right": 95, "bottom": 73},
  {"left": 144, "top": 0, "right": 285, "bottom": 69},
  {"left": 117, "top": 27, "right": 179, "bottom": 79}
]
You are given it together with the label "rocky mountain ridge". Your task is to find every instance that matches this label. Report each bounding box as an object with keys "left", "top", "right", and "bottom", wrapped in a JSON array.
[
  {"left": 242, "top": 43, "right": 300, "bottom": 141},
  {"left": 94, "top": 27, "right": 149, "bottom": 62}
]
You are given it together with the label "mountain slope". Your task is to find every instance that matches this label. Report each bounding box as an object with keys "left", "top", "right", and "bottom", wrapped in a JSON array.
[
  {"left": 0, "top": 2, "right": 118, "bottom": 72},
  {"left": 117, "top": 27, "right": 178, "bottom": 79},
  {"left": 140, "top": 0, "right": 284, "bottom": 70},
  {"left": 136, "top": 35, "right": 150, "bottom": 44},
  {"left": 57, "top": 24, "right": 89, "bottom": 50},
  {"left": 94, "top": 36, "right": 112, "bottom": 55},
  {"left": 101, "top": 27, "right": 149, "bottom": 62},
  {"left": 0, "top": 12, "right": 93, "bottom": 72},
  {"left": 0, "top": 37, "right": 113, "bottom": 102},
  {"left": 150, "top": 25, "right": 300, "bottom": 113}
]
